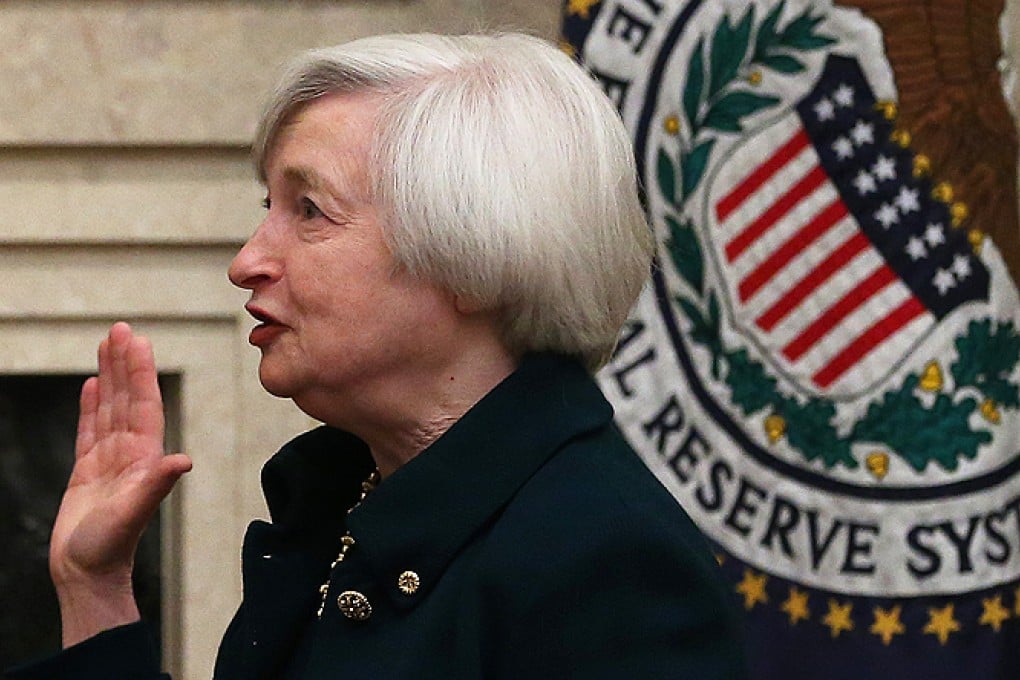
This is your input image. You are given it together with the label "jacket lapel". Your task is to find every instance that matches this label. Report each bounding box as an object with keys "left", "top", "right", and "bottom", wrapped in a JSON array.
[{"left": 214, "top": 428, "right": 376, "bottom": 679}]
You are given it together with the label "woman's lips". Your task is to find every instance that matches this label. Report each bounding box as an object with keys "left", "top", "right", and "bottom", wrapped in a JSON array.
[
  {"left": 249, "top": 323, "right": 285, "bottom": 347},
  {"left": 245, "top": 305, "right": 286, "bottom": 347}
]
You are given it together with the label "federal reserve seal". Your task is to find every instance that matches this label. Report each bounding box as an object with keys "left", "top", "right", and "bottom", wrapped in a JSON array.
[{"left": 575, "top": 0, "right": 1020, "bottom": 666}]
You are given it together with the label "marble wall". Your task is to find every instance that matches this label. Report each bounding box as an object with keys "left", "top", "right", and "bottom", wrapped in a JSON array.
[{"left": 0, "top": 2, "right": 559, "bottom": 678}]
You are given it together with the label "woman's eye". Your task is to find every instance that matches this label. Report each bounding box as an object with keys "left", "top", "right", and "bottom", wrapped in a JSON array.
[{"left": 300, "top": 197, "right": 324, "bottom": 220}]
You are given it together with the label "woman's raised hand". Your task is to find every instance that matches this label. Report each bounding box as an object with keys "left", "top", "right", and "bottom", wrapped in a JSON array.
[{"left": 49, "top": 322, "right": 192, "bottom": 647}]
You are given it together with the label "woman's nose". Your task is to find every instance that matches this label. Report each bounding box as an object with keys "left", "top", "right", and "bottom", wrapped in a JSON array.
[{"left": 227, "top": 221, "right": 279, "bottom": 290}]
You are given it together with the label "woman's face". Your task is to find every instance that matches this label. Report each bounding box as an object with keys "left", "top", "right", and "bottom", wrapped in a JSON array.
[{"left": 227, "top": 92, "right": 461, "bottom": 426}]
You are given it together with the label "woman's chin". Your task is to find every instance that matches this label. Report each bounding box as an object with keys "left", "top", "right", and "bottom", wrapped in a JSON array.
[{"left": 257, "top": 363, "right": 296, "bottom": 399}]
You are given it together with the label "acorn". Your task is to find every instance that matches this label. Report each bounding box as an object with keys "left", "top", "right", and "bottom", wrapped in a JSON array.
[
  {"left": 764, "top": 414, "right": 786, "bottom": 443},
  {"left": 981, "top": 398, "right": 1001, "bottom": 424},
  {"left": 919, "top": 361, "right": 943, "bottom": 392},
  {"left": 912, "top": 154, "right": 931, "bottom": 178},
  {"left": 932, "top": 182, "right": 954, "bottom": 203},
  {"left": 875, "top": 100, "right": 898, "bottom": 121},
  {"left": 866, "top": 452, "right": 890, "bottom": 480},
  {"left": 891, "top": 129, "right": 912, "bottom": 147},
  {"left": 950, "top": 202, "right": 969, "bottom": 228},
  {"left": 968, "top": 228, "right": 985, "bottom": 254}
]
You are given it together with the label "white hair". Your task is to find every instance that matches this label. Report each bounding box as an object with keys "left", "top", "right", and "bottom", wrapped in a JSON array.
[{"left": 254, "top": 33, "right": 652, "bottom": 371}]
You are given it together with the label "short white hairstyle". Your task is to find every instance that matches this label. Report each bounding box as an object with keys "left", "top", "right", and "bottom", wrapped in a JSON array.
[{"left": 254, "top": 33, "right": 652, "bottom": 371}]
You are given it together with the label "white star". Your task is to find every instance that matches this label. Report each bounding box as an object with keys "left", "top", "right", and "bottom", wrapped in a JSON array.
[
  {"left": 906, "top": 236, "right": 927, "bottom": 260},
  {"left": 952, "top": 254, "right": 972, "bottom": 280},
  {"left": 834, "top": 84, "right": 855, "bottom": 108},
  {"left": 832, "top": 136, "right": 854, "bottom": 160},
  {"left": 933, "top": 268, "right": 956, "bottom": 295},
  {"left": 814, "top": 98, "right": 836, "bottom": 122},
  {"left": 895, "top": 186, "right": 920, "bottom": 214},
  {"left": 875, "top": 203, "right": 899, "bottom": 228},
  {"left": 872, "top": 155, "right": 897, "bottom": 181},
  {"left": 854, "top": 170, "right": 877, "bottom": 195},
  {"left": 851, "top": 120, "right": 875, "bottom": 146},
  {"left": 924, "top": 223, "right": 945, "bottom": 247}
]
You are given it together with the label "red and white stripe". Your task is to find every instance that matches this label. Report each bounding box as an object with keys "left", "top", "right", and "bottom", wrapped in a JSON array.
[{"left": 708, "top": 116, "right": 933, "bottom": 393}]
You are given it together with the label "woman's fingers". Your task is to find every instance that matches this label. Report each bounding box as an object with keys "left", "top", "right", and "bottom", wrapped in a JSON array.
[
  {"left": 126, "top": 333, "right": 165, "bottom": 440},
  {"left": 55, "top": 321, "right": 191, "bottom": 623},
  {"left": 79, "top": 322, "right": 167, "bottom": 460},
  {"left": 153, "top": 453, "right": 194, "bottom": 498},
  {"left": 109, "top": 323, "right": 132, "bottom": 432},
  {"left": 95, "top": 336, "right": 113, "bottom": 439},
  {"left": 75, "top": 377, "right": 99, "bottom": 459}
]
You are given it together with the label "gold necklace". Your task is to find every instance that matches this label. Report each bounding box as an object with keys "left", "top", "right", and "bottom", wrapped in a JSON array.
[{"left": 316, "top": 469, "right": 380, "bottom": 619}]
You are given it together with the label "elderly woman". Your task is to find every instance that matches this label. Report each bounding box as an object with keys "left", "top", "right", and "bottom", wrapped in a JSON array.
[{"left": 9, "top": 33, "right": 743, "bottom": 679}]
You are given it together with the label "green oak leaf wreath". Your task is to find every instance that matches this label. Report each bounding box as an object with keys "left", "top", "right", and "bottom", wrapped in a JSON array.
[{"left": 657, "top": 4, "right": 1020, "bottom": 473}]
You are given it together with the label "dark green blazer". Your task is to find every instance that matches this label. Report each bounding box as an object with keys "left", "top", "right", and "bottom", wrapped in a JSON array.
[{"left": 8, "top": 354, "right": 745, "bottom": 679}]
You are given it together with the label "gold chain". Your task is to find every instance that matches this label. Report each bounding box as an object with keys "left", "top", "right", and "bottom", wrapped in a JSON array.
[{"left": 316, "top": 469, "right": 380, "bottom": 619}]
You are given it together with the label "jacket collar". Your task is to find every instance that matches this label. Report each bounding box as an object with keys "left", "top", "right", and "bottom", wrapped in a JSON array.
[
  {"left": 216, "top": 429, "right": 377, "bottom": 680},
  {"left": 261, "top": 426, "right": 376, "bottom": 541},
  {"left": 257, "top": 353, "right": 612, "bottom": 609},
  {"left": 345, "top": 353, "right": 612, "bottom": 610}
]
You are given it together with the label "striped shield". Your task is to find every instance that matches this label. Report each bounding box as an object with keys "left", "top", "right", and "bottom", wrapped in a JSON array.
[{"left": 706, "top": 54, "right": 989, "bottom": 397}]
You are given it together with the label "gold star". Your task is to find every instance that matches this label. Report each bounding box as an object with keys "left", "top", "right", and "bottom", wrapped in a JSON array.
[
  {"left": 1013, "top": 585, "right": 1020, "bottom": 616},
  {"left": 923, "top": 603, "right": 961, "bottom": 645},
  {"left": 822, "top": 599, "right": 855, "bottom": 638},
  {"left": 980, "top": 595, "right": 1010, "bottom": 632},
  {"left": 870, "top": 605, "right": 906, "bottom": 645},
  {"left": 735, "top": 569, "right": 769, "bottom": 610},
  {"left": 567, "top": 0, "right": 600, "bottom": 19},
  {"left": 781, "top": 587, "right": 810, "bottom": 625}
]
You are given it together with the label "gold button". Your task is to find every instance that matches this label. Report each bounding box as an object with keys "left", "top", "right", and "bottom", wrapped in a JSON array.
[
  {"left": 397, "top": 570, "right": 420, "bottom": 595},
  {"left": 337, "top": 590, "right": 372, "bottom": 621}
]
